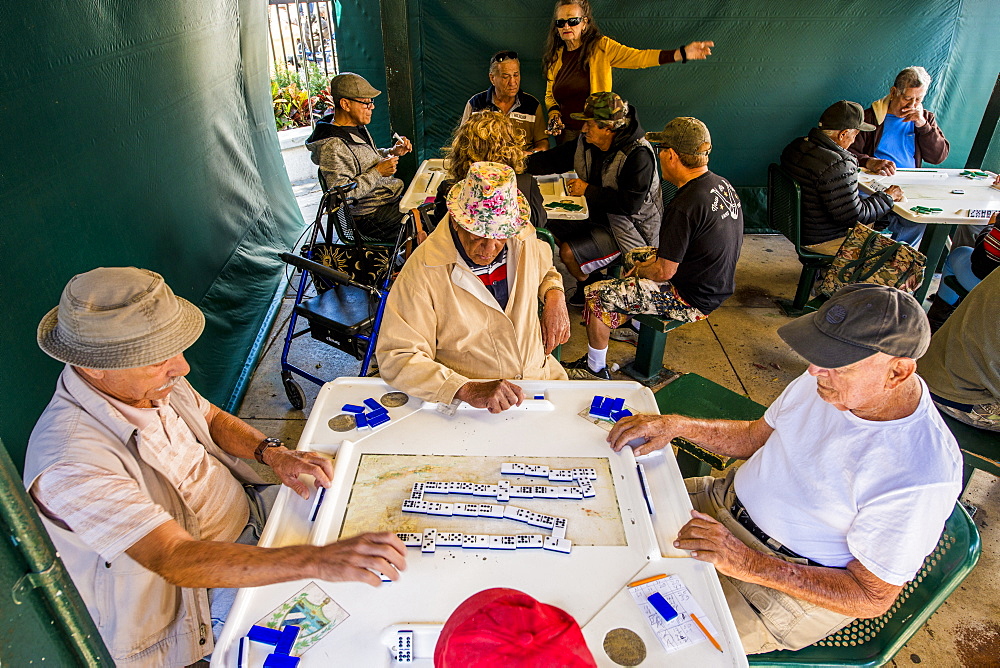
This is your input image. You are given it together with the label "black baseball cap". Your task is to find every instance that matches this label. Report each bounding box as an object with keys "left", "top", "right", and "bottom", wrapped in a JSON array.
[
  {"left": 777, "top": 284, "right": 930, "bottom": 368},
  {"left": 817, "top": 100, "right": 876, "bottom": 132}
]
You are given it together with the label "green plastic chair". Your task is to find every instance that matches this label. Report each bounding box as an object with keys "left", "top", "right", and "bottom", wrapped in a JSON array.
[
  {"left": 748, "top": 502, "right": 981, "bottom": 667},
  {"left": 768, "top": 163, "right": 834, "bottom": 316}
]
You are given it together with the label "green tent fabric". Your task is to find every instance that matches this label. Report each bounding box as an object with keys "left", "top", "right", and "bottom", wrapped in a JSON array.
[
  {"left": 0, "top": 0, "right": 303, "bottom": 470},
  {"left": 360, "top": 0, "right": 1000, "bottom": 229},
  {"left": 3, "top": 0, "right": 999, "bottom": 471}
]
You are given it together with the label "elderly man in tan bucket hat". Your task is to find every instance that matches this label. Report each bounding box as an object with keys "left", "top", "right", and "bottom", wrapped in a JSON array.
[
  {"left": 377, "top": 162, "right": 571, "bottom": 413},
  {"left": 24, "top": 267, "right": 406, "bottom": 666}
]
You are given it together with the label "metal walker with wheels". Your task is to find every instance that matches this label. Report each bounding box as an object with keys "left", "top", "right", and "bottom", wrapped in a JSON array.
[{"left": 278, "top": 183, "right": 418, "bottom": 409}]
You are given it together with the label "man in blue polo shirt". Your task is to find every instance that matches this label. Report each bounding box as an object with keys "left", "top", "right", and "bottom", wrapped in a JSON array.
[
  {"left": 849, "top": 66, "right": 950, "bottom": 246},
  {"left": 461, "top": 51, "right": 549, "bottom": 152}
]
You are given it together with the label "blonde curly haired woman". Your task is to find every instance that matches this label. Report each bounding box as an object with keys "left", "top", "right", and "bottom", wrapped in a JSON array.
[{"left": 433, "top": 111, "right": 547, "bottom": 228}]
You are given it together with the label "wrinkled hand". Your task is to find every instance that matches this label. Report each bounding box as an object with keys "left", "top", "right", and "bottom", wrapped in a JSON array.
[
  {"left": 267, "top": 448, "right": 335, "bottom": 499},
  {"left": 624, "top": 256, "right": 657, "bottom": 278},
  {"left": 456, "top": 380, "right": 525, "bottom": 413},
  {"left": 674, "top": 510, "right": 757, "bottom": 578},
  {"left": 566, "top": 178, "right": 588, "bottom": 197},
  {"left": 315, "top": 532, "right": 407, "bottom": 586},
  {"left": 540, "top": 291, "right": 571, "bottom": 354},
  {"left": 376, "top": 156, "right": 399, "bottom": 177},
  {"left": 866, "top": 158, "right": 896, "bottom": 176},
  {"left": 683, "top": 41, "right": 714, "bottom": 60},
  {"left": 390, "top": 135, "right": 412, "bottom": 156},
  {"left": 885, "top": 184, "right": 904, "bottom": 202},
  {"left": 900, "top": 104, "right": 926, "bottom": 127},
  {"left": 607, "top": 414, "right": 680, "bottom": 455},
  {"left": 546, "top": 111, "right": 565, "bottom": 136}
]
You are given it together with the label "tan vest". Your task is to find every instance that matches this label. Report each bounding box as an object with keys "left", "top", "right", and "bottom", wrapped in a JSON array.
[{"left": 24, "top": 367, "right": 263, "bottom": 666}]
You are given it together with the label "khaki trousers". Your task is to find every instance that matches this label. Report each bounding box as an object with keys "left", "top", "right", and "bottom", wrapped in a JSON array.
[{"left": 686, "top": 470, "right": 854, "bottom": 654}]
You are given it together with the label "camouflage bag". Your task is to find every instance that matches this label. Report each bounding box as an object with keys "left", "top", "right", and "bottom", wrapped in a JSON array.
[{"left": 818, "top": 223, "right": 926, "bottom": 297}]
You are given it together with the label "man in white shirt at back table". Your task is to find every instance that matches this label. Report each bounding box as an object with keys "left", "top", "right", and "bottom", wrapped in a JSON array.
[{"left": 607, "top": 284, "right": 961, "bottom": 654}]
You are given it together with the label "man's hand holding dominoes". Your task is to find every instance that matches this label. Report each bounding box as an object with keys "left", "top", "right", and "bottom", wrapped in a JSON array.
[
  {"left": 315, "top": 533, "right": 408, "bottom": 586},
  {"left": 607, "top": 414, "right": 680, "bottom": 455},
  {"left": 455, "top": 379, "right": 525, "bottom": 413}
]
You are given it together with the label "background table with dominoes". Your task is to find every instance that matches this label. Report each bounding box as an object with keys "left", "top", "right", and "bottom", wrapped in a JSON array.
[
  {"left": 213, "top": 378, "right": 748, "bottom": 667},
  {"left": 858, "top": 167, "right": 1000, "bottom": 302}
]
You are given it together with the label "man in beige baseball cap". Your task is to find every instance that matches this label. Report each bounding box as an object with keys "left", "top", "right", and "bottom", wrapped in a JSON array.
[
  {"left": 566, "top": 116, "right": 743, "bottom": 381},
  {"left": 25, "top": 267, "right": 406, "bottom": 665}
]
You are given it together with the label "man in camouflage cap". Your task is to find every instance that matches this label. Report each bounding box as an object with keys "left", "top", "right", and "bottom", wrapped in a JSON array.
[
  {"left": 527, "top": 91, "right": 662, "bottom": 306},
  {"left": 566, "top": 116, "right": 743, "bottom": 380}
]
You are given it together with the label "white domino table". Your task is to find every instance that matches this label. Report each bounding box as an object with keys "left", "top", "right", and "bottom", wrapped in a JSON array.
[
  {"left": 399, "top": 159, "right": 589, "bottom": 221},
  {"left": 857, "top": 167, "right": 1000, "bottom": 302},
  {"left": 212, "top": 378, "right": 747, "bottom": 667}
]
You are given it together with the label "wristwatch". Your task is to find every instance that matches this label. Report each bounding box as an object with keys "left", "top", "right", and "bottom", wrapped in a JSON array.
[{"left": 254, "top": 437, "right": 284, "bottom": 464}]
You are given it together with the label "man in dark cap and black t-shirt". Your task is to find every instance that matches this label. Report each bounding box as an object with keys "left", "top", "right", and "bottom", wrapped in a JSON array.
[{"left": 565, "top": 117, "right": 743, "bottom": 379}]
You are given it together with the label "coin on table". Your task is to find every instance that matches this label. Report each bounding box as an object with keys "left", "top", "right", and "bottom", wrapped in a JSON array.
[
  {"left": 328, "top": 414, "right": 357, "bottom": 432},
  {"left": 603, "top": 627, "right": 646, "bottom": 666},
  {"left": 380, "top": 391, "right": 410, "bottom": 408}
]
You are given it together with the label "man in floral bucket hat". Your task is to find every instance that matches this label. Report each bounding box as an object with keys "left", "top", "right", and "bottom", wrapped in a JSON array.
[{"left": 378, "top": 162, "right": 571, "bottom": 412}]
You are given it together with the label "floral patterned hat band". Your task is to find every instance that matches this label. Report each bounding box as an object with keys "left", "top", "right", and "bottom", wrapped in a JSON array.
[{"left": 446, "top": 161, "right": 530, "bottom": 239}]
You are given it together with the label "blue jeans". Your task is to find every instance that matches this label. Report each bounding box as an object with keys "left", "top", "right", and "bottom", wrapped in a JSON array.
[
  {"left": 937, "top": 245, "right": 981, "bottom": 305},
  {"left": 884, "top": 212, "right": 925, "bottom": 247}
]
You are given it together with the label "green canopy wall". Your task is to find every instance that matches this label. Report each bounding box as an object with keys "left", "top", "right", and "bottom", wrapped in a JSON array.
[
  {"left": 0, "top": 0, "right": 303, "bottom": 470},
  {"left": 345, "top": 0, "right": 1000, "bottom": 228},
  {"left": 2, "top": 0, "right": 999, "bottom": 471}
]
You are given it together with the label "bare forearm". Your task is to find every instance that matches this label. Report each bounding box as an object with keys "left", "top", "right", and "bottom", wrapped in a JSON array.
[
  {"left": 737, "top": 554, "right": 899, "bottom": 618},
  {"left": 209, "top": 407, "right": 266, "bottom": 460},
  {"left": 151, "top": 540, "right": 324, "bottom": 588},
  {"left": 673, "top": 416, "right": 767, "bottom": 459},
  {"left": 637, "top": 258, "right": 676, "bottom": 282},
  {"left": 609, "top": 414, "right": 771, "bottom": 457},
  {"left": 129, "top": 523, "right": 407, "bottom": 588}
]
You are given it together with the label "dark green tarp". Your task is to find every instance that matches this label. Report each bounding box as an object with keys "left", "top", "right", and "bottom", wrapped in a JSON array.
[
  {"left": 2, "top": 0, "right": 999, "bottom": 470},
  {"left": 0, "top": 0, "right": 303, "bottom": 470},
  {"left": 346, "top": 0, "right": 1000, "bottom": 229}
]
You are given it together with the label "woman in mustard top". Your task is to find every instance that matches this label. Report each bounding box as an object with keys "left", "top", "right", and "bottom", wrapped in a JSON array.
[{"left": 542, "top": 0, "right": 714, "bottom": 142}]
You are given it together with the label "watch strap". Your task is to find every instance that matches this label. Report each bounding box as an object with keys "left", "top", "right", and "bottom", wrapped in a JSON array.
[{"left": 254, "top": 437, "right": 283, "bottom": 464}]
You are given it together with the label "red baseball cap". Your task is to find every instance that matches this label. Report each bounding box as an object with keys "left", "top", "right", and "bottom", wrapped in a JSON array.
[{"left": 434, "top": 588, "right": 597, "bottom": 667}]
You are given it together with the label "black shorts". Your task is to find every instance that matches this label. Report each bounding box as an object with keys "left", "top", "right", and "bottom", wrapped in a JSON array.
[{"left": 547, "top": 219, "right": 621, "bottom": 275}]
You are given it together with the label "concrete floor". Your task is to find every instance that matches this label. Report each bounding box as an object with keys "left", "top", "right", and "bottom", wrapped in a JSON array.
[{"left": 236, "top": 165, "right": 1000, "bottom": 667}]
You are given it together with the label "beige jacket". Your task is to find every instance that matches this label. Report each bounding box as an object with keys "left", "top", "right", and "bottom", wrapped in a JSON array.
[
  {"left": 376, "top": 217, "right": 568, "bottom": 404},
  {"left": 24, "top": 367, "right": 263, "bottom": 666}
]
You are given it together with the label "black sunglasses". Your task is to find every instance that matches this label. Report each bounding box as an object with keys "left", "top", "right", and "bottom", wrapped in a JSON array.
[
  {"left": 346, "top": 98, "right": 375, "bottom": 108},
  {"left": 491, "top": 50, "right": 518, "bottom": 63},
  {"left": 554, "top": 16, "right": 585, "bottom": 29}
]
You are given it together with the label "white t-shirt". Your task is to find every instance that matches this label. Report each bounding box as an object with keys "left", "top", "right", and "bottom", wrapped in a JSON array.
[{"left": 734, "top": 372, "right": 961, "bottom": 586}]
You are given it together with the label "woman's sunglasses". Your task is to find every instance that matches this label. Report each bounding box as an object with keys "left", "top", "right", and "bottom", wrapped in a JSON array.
[{"left": 554, "top": 16, "right": 585, "bottom": 29}]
